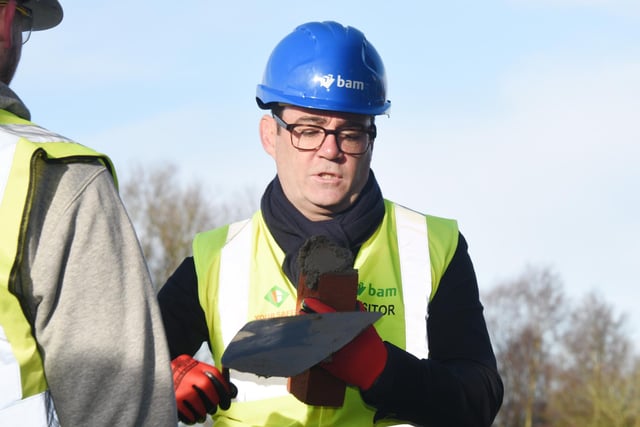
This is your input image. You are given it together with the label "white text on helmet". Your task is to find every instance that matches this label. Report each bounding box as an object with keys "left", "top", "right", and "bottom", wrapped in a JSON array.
[{"left": 314, "top": 74, "right": 365, "bottom": 91}]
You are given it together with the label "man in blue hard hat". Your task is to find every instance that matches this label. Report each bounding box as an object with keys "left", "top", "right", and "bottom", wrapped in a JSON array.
[
  {"left": 0, "top": 1, "right": 176, "bottom": 425},
  {"left": 159, "top": 21, "right": 503, "bottom": 426}
]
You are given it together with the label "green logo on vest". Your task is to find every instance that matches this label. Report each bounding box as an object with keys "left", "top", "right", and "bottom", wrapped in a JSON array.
[
  {"left": 358, "top": 282, "right": 367, "bottom": 296},
  {"left": 264, "top": 286, "right": 290, "bottom": 308},
  {"left": 360, "top": 282, "right": 397, "bottom": 298}
]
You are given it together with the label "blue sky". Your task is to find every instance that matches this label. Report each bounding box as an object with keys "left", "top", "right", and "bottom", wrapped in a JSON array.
[{"left": 12, "top": 1, "right": 640, "bottom": 343}]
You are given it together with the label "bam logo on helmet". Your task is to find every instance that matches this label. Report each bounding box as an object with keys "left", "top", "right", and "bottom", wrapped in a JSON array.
[{"left": 313, "top": 74, "right": 365, "bottom": 91}]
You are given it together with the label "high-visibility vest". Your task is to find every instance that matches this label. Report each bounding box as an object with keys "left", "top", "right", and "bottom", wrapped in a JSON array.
[
  {"left": 0, "top": 109, "right": 115, "bottom": 425},
  {"left": 193, "top": 200, "right": 458, "bottom": 426}
]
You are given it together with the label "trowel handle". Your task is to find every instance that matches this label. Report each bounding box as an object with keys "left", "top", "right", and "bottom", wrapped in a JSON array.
[{"left": 222, "top": 366, "right": 238, "bottom": 398}]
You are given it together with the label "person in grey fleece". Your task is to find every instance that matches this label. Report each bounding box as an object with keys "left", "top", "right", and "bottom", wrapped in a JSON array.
[{"left": 0, "top": 1, "right": 176, "bottom": 425}]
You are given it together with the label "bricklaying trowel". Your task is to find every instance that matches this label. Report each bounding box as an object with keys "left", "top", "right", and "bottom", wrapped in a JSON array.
[{"left": 220, "top": 310, "right": 381, "bottom": 378}]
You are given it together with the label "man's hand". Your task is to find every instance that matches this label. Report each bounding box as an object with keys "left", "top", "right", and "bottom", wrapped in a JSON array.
[
  {"left": 171, "top": 355, "right": 237, "bottom": 425},
  {"left": 300, "top": 297, "right": 388, "bottom": 390}
]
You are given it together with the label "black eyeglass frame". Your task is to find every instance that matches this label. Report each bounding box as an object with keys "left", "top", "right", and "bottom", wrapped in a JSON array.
[
  {"left": 18, "top": 7, "right": 32, "bottom": 44},
  {"left": 273, "top": 113, "right": 377, "bottom": 155}
]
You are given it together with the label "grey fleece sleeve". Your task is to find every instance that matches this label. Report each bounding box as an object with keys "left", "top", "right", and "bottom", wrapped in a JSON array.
[{"left": 17, "top": 160, "right": 177, "bottom": 426}]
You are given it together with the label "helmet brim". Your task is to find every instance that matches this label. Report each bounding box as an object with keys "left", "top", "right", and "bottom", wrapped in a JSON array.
[{"left": 22, "top": 0, "right": 63, "bottom": 31}]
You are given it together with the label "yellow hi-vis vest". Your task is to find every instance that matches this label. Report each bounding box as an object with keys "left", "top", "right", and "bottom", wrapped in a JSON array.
[
  {"left": 193, "top": 200, "right": 458, "bottom": 427},
  {"left": 0, "top": 109, "right": 115, "bottom": 425}
]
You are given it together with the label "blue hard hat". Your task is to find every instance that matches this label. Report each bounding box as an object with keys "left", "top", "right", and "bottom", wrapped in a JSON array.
[{"left": 256, "top": 21, "right": 390, "bottom": 116}]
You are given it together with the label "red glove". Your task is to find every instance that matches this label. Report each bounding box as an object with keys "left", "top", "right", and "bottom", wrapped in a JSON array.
[
  {"left": 300, "top": 297, "right": 388, "bottom": 390},
  {"left": 171, "top": 355, "right": 236, "bottom": 425}
]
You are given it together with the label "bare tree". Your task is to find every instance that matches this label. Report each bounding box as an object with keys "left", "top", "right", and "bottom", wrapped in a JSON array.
[
  {"left": 484, "top": 266, "right": 567, "bottom": 427},
  {"left": 548, "top": 292, "right": 640, "bottom": 427},
  {"left": 120, "top": 163, "right": 257, "bottom": 289}
]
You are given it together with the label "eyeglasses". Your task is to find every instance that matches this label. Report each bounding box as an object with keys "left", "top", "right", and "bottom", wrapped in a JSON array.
[
  {"left": 273, "top": 114, "right": 376, "bottom": 155},
  {"left": 1, "top": 0, "right": 33, "bottom": 46}
]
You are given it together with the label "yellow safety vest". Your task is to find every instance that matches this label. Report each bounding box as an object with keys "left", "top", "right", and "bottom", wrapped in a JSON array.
[
  {"left": 193, "top": 200, "right": 458, "bottom": 426},
  {"left": 0, "top": 109, "right": 114, "bottom": 424}
]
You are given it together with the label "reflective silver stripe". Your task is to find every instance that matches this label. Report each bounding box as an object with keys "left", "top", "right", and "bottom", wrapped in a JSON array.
[
  {"left": 0, "top": 123, "right": 73, "bottom": 203},
  {"left": 0, "top": 123, "right": 71, "bottom": 143},
  {"left": 0, "top": 391, "right": 55, "bottom": 426},
  {"left": 217, "top": 219, "right": 287, "bottom": 401},
  {"left": 394, "top": 204, "right": 431, "bottom": 359},
  {"left": 229, "top": 371, "right": 288, "bottom": 402},
  {"left": 0, "top": 326, "right": 54, "bottom": 425},
  {"left": 218, "top": 219, "right": 252, "bottom": 349},
  {"left": 0, "top": 134, "right": 19, "bottom": 204},
  {"left": 0, "top": 325, "right": 21, "bottom": 409},
  {"left": 388, "top": 205, "right": 431, "bottom": 427}
]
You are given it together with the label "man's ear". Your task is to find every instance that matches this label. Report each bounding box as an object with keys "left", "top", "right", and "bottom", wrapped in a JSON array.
[
  {"left": 259, "top": 114, "right": 277, "bottom": 158},
  {"left": 0, "top": 5, "right": 11, "bottom": 48}
]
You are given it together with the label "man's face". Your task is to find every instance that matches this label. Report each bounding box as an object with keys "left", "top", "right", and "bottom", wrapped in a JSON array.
[{"left": 260, "top": 106, "right": 375, "bottom": 221}]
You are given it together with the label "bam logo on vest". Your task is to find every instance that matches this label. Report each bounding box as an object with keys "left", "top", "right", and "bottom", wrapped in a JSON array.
[{"left": 359, "top": 282, "right": 397, "bottom": 316}]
